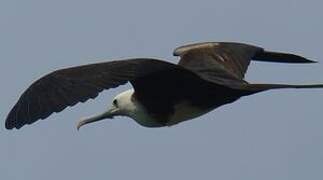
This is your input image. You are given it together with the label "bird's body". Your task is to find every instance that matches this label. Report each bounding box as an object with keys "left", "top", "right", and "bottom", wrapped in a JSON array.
[
  {"left": 5, "top": 42, "right": 323, "bottom": 130},
  {"left": 112, "top": 89, "right": 215, "bottom": 127}
]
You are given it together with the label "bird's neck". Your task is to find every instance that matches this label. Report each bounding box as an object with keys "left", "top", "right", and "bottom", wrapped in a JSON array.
[{"left": 120, "top": 91, "right": 161, "bottom": 127}]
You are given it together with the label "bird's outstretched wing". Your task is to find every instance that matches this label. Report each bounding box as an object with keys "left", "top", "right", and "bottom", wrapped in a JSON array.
[
  {"left": 174, "top": 42, "right": 316, "bottom": 88},
  {"left": 5, "top": 58, "right": 192, "bottom": 129}
]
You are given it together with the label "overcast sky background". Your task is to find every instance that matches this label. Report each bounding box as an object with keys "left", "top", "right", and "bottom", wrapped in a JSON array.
[{"left": 1, "top": 0, "right": 323, "bottom": 180}]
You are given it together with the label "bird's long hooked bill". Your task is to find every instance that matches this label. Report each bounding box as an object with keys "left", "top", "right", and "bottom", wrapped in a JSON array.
[{"left": 76, "top": 108, "right": 116, "bottom": 130}]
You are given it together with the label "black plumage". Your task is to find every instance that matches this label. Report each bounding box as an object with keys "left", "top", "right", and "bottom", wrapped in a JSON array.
[{"left": 5, "top": 42, "right": 322, "bottom": 129}]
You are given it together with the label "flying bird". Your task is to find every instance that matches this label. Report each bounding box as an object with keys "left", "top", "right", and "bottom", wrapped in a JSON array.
[{"left": 5, "top": 42, "right": 323, "bottom": 130}]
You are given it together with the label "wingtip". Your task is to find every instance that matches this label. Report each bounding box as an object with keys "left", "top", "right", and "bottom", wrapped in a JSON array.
[
  {"left": 5, "top": 115, "right": 14, "bottom": 130},
  {"left": 5, "top": 123, "right": 12, "bottom": 130},
  {"left": 298, "top": 58, "right": 318, "bottom": 63},
  {"left": 253, "top": 51, "right": 319, "bottom": 64},
  {"left": 306, "top": 59, "right": 318, "bottom": 63},
  {"left": 5, "top": 112, "right": 24, "bottom": 130},
  {"left": 5, "top": 121, "right": 22, "bottom": 130},
  {"left": 5, "top": 121, "right": 15, "bottom": 130}
]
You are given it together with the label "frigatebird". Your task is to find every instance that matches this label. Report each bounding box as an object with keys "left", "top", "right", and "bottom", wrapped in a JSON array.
[{"left": 5, "top": 42, "right": 323, "bottom": 130}]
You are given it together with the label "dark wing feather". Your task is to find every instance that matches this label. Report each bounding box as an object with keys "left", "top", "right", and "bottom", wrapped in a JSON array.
[
  {"left": 253, "top": 50, "right": 316, "bottom": 63},
  {"left": 5, "top": 58, "right": 183, "bottom": 129},
  {"left": 173, "top": 42, "right": 315, "bottom": 88}
]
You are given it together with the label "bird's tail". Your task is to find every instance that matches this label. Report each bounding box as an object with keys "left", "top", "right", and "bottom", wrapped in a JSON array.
[{"left": 242, "top": 83, "right": 323, "bottom": 92}]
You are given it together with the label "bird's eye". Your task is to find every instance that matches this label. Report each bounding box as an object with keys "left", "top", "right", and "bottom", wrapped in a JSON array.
[{"left": 113, "top": 99, "right": 118, "bottom": 107}]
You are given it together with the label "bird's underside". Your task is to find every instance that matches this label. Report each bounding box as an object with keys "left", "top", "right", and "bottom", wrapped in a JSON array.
[{"left": 5, "top": 42, "right": 323, "bottom": 130}]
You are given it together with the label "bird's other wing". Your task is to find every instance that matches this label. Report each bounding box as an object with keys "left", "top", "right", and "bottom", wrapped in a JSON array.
[
  {"left": 173, "top": 42, "right": 316, "bottom": 88},
  {"left": 5, "top": 59, "right": 186, "bottom": 129}
]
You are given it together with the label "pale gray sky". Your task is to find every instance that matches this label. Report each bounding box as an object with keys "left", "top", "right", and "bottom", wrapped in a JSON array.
[{"left": 1, "top": 0, "right": 323, "bottom": 179}]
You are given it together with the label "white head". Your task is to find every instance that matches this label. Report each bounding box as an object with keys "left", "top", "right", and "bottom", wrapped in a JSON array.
[{"left": 76, "top": 89, "right": 137, "bottom": 130}]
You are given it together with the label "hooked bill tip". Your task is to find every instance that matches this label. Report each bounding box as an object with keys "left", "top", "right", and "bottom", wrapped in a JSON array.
[
  {"left": 76, "top": 118, "right": 86, "bottom": 131},
  {"left": 75, "top": 110, "right": 116, "bottom": 131}
]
